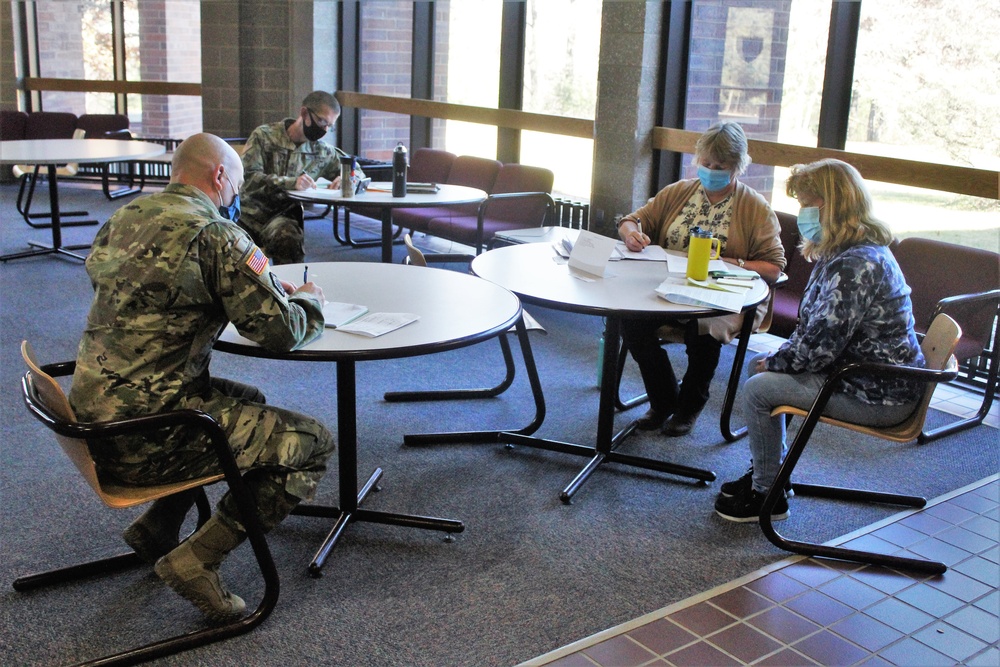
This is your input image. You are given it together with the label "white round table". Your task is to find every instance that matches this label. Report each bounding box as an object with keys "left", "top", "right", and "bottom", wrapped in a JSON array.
[
  {"left": 472, "top": 242, "right": 771, "bottom": 501},
  {"left": 0, "top": 139, "right": 166, "bottom": 261},
  {"left": 289, "top": 182, "right": 486, "bottom": 263},
  {"left": 214, "top": 261, "right": 543, "bottom": 575}
]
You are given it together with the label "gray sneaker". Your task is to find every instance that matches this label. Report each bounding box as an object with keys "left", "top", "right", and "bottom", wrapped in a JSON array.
[{"left": 154, "top": 546, "right": 246, "bottom": 623}]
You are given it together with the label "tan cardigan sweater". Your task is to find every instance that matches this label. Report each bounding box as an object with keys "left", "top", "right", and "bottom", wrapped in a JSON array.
[{"left": 624, "top": 179, "right": 786, "bottom": 343}]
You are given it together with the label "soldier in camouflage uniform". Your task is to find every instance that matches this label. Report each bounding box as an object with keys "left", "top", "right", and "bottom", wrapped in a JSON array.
[
  {"left": 69, "top": 133, "right": 335, "bottom": 623},
  {"left": 239, "top": 90, "right": 352, "bottom": 264}
]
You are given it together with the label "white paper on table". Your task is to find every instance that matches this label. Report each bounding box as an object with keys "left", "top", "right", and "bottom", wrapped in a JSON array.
[
  {"left": 315, "top": 177, "right": 333, "bottom": 187},
  {"left": 654, "top": 279, "right": 745, "bottom": 313},
  {"left": 322, "top": 301, "right": 369, "bottom": 328},
  {"left": 334, "top": 312, "right": 420, "bottom": 337},
  {"left": 665, "top": 254, "right": 730, "bottom": 275},
  {"left": 567, "top": 229, "right": 618, "bottom": 277},
  {"left": 615, "top": 242, "right": 669, "bottom": 261}
]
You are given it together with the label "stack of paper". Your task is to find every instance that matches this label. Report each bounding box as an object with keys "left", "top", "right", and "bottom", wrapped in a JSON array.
[
  {"left": 334, "top": 312, "right": 420, "bottom": 337},
  {"left": 322, "top": 302, "right": 369, "bottom": 329},
  {"left": 654, "top": 278, "right": 745, "bottom": 313}
]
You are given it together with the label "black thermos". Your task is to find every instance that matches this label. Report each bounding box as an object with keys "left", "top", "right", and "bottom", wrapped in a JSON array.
[{"left": 392, "top": 142, "right": 408, "bottom": 197}]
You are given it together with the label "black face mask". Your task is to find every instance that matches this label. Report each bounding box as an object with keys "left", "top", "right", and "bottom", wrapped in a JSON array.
[{"left": 303, "top": 110, "right": 328, "bottom": 142}]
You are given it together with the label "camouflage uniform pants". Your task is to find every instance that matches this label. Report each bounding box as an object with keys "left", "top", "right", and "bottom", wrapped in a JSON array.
[
  {"left": 95, "top": 377, "right": 334, "bottom": 531},
  {"left": 239, "top": 208, "right": 305, "bottom": 266}
]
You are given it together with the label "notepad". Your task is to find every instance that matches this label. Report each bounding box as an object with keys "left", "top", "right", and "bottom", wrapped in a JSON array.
[
  {"left": 334, "top": 312, "right": 420, "bottom": 337},
  {"left": 322, "top": 301, "right": 369, "bottom": 329}
]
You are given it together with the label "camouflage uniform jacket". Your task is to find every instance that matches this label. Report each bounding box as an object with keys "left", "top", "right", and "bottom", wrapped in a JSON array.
[
  {"left": 239, "top": 119, "right": 344, "bottom": 224},
  {"left": 69, "top": 183, "right": 325, "bottom": 426}
]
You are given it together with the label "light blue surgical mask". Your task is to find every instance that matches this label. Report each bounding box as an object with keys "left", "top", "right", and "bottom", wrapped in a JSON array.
[
  {"left": 697, "top": 165, "right": 732, "bottom": 192},
  {"left": 796, "top": 206, "right": 823, "bottom": 243},
  {"left": 218, "top": 174, "right": 241, "bottom": 223}
]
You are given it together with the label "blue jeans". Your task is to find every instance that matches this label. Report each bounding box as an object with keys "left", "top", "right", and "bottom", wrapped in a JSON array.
[{"left": 742, "top": 353, "right": 917, "bottom": 494}]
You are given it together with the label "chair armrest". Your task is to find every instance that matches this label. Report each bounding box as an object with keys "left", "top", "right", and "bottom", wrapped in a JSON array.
[
  {"left": 474, "top": 192, "right": 555, "bottom": 254},
  {"left": 794, "top": 357, "right": 958, "bottom": 428},
  {"left": 931, "top": 288, "right": 1000, "bottom": 321}
]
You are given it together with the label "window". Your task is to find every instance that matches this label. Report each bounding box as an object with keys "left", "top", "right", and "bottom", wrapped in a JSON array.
[
  {"left": 359, "top": 2, "right": 414, "bottom": 162},
  {"left": 520, "top": 0, "right": 601, "bottom": 200},
  {"left": 434, "top": 0, "right": 502, "bottom": 159},
  {"left": 849, "top": 0, "right": 999, "bottom": 249},
  {"left": 22, "top": 0, "right": 202, "bottom": 138},
  {"left": 685, "top": 0, "right": 805, "bottom": 203}
]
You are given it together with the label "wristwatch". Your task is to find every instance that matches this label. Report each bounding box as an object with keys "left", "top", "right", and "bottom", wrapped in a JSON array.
[{"left": 737, "top": 258, "right": 746, "bottom": 268}]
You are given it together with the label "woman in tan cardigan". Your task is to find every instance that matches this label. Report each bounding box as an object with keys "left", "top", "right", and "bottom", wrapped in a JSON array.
[{"left": 617, "top": 121, "right": 785, "bottom": 436}]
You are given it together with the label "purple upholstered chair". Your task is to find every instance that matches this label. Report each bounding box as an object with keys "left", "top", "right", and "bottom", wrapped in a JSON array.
[{"left": 892, "top": 236, "right": 1000, "bottom": 441}]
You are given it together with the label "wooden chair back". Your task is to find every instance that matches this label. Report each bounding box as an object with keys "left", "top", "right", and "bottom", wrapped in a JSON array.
[{"left": 21, "top": 341, "right": 222, "bottom": 510}]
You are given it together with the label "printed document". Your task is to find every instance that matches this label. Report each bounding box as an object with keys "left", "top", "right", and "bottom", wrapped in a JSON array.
[{"left": 567, "top": 229, "right": 618, "bottom": 277}]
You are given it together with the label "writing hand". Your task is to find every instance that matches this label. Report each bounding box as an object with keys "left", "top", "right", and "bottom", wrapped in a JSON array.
[
  {"left": 624, "top": 230, "right": 650, "bottom": 252},
  {"left": 295, "top": 173, "right": 316, "bottom": 190},
  {"left": 295, "top": 281, "right": 326, "bottom": 303},
  {"left": 279, "top": 279, "right": 298, "bottom": 295}
]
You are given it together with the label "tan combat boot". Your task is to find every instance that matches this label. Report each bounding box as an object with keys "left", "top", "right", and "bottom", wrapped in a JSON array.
[{"left": 154, "top": 513, "right": 247, "bottom": 623}]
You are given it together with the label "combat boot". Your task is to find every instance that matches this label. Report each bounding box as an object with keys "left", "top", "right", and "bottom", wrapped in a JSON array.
[
  {"left": 154, "top": 513, "right": 247, "bottom": 623},
  {"left": 123, "top": 488, "right": 200, "bottom": 563}
]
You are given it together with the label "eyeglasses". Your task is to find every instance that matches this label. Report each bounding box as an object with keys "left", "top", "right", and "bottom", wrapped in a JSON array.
[{"left": 307, "top": 109, "right": 334, "bottom": 130}]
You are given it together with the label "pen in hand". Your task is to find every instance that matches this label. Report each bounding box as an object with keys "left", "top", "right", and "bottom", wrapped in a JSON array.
[{"left": 303, "top": 265, "right": 309, "bottom": 283}]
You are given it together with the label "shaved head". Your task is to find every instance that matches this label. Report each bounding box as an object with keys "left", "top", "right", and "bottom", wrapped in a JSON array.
[{"left": 170, "top": 133, "right": 244, "bottom": 203}]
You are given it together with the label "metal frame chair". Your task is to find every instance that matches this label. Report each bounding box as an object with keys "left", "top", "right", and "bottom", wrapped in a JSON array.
[
  {"left": 15, "top": 341, "right": 279, "bottom": 666},
  {"left": 758, "top": 313, "right": 962, "bottom": 574},
  {"left": 384, "top": 234, "right": 546, "bottom": 406}
]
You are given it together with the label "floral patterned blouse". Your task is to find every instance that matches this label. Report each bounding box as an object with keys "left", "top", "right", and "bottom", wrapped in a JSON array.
[
  {"left": 765, "top": 243, "right": 925, "bottom": 405},
  {"left": 664, "top": 187, "right": 734, "bottom": 252}
]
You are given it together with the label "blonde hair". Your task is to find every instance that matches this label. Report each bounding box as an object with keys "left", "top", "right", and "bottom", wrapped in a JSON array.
[
  {"left": 785, "top": 158, "right": 893, "bottom": 261},
  {"left": 695, "top": 121, "right": 751, "bottom": 174}
]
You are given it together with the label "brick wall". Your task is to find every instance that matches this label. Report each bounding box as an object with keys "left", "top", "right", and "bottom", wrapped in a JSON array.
[
  {"left": 684, "top": 0, "right": 792, "bottom": 199},
  {"left": 201, "top": 1, "right": 241, "bottom": 138},
  {"left": 138, "top": 0, "right": 202, "bottom": 139},
  {"left": 359, "top": 2, "right": 412, "bottom": 162}
]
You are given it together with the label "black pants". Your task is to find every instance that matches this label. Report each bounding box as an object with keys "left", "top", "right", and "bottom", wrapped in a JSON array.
[{"left": 619, "top": 318, "right": 722, "bottom": 418}]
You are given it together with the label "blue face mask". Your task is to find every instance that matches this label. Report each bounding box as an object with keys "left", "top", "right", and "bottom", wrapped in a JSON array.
[
  {"left": 697, "top": 165, "right": 732, "bottom": 192},
  {"left": 218, "top": 174, "right": 241, "bottom": 223},
  {"left": 796, "top": 206, "right": 823, "bottom": 243}
]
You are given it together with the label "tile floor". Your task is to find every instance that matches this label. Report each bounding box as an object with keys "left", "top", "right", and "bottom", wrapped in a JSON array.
[
  {"left": 523, "top": 341, "right": 999, "bottom": 666},
  {"left": 526, "top": 475, "right": 998, "bottom": 667}
]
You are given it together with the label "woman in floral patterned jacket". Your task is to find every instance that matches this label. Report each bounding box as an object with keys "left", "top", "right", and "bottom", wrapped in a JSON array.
[{"left": 715, "top": 159, "right": 925, "bottom": 523}]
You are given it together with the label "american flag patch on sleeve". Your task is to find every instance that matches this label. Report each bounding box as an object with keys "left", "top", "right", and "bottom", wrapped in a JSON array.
[{"left": 245, "top": 245, "right": 269, "bottom": 275}]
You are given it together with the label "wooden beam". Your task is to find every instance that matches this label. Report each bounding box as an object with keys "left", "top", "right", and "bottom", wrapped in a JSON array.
[
  {"left": 653, "top": 128, "right": 998, "bottom": 201},
  {"left": 335, "top": 91, "right": 594, "bottom": 139},
  {"left": 23, "top": 77, "right": 201, "bottom": 97}
]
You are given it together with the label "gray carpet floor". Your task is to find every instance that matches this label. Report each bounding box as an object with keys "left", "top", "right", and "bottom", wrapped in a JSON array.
[{"left": 1, "top": 181, "right": 996, "bottom": 666}]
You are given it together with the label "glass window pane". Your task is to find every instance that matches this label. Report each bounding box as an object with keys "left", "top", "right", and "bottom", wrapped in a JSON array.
[
  {"left": 434, "top": 0, "right": 502, "bottom": 158},
  {"left": 522, "top": 0, "right": 600, "bottom": 201},
  {"left": 35, "top": 0, "right": 113, "bottom": 114},
  {"left": 359, "top": 2, "right": 414, "bottom": 162},
  {"left": 848, "top": 0, "right": 1000, "bottom": 249},
  {"left": 686, "top": 0, "right": 826, "bottom": 204}
]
